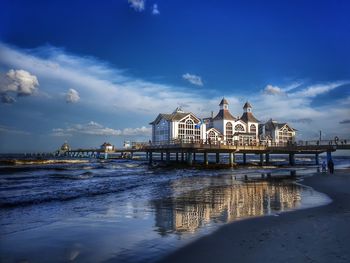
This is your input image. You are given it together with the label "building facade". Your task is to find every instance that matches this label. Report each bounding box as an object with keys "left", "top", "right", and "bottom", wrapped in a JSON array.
[
  {"left": 150, "top": 98, "right": 295, "bottom": 145},
  {"left": 205, "top": 99, "right": 260, "bottom": 145},
  {"left": 259, "top": 119, "right": 297, "bottom": 145},
  {"left": 150, "top": 107, "right": 206, "bottom": 144}
]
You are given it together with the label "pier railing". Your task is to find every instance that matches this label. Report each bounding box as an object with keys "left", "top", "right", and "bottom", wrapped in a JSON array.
[{"left": 136, "top": 138, "right": 349, "bottom": 151}]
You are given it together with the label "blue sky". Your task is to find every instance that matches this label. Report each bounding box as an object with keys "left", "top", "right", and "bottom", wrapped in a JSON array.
[{"left": 0, "top": 0, "right": 350, "bottom": 152}]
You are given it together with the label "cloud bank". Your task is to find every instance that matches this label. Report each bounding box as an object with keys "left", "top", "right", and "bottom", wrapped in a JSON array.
[
  {"left": 51, "top": 121, "right": 151, "bottom": 137},
  {"left": 0, "top": 41, "right": 349, "bottom": 148}
]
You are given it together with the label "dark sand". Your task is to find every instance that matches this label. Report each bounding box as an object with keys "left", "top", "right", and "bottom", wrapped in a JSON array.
[{"left": 158, "top": 170, "right": 350, "bottom": 263}]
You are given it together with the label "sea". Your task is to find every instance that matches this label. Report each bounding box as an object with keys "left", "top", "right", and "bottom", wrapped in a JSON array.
[{"left": 0, "top": 153, "right": 349, "bottom": 263}]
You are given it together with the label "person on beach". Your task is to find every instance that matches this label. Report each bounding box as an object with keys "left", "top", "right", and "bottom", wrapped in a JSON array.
[
  {"left": 328, "top": 159, "right": 334, "bottom": 174},
  {"left": 322, "top": 161, "right": 327, "bottom": 172}
]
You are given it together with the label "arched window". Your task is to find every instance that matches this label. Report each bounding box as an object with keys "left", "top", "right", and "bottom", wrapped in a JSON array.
[
  {"left": 226, "top": 122, "right": 233, "bottom": 142},
  {"left": 235, "top": 124, "right": 244, "bottom": 132},
  {"left": 178, "top": 118, "right": 200, "bottom": 142},
  {"left": 250, "top": 124, "right": 256, "bottom": 133}
]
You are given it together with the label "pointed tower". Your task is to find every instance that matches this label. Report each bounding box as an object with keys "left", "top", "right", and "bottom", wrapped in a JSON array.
[
  {"left": 241, "top": 101, "right": 258, "bottom": 123},
  {"left": 211, "top": 98, "right": 236, "bottom": 140},
  {"left": 219, "top": 98, "right": 229, "bottom": 110},
  {"left": 243, "top": 101, "right": 252, "bottom": 113}
]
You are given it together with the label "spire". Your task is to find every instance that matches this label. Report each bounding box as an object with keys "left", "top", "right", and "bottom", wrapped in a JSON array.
[
  {"left": 243, "top": 101, "right": 252, "bottom": 113},
  {"left": 213, "top": 98, "right": 235, "bottom": 120},
  {"left": 219, "top": 97, "right": 229, "bottom": 110},
  {"left": 219, "top": 97, "right": 229, "bottom": 106},
  {"left": 173, "top": 107, "right": 184, "bottom": 113}
]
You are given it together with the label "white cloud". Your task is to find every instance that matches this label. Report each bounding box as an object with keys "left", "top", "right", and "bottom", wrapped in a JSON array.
[
  {"left": 152, "top": 4, "right": 160, "bottom": 15},
  {"left": 0, "top": 69, "right": 39, "bottom": 103},
  {"left": 263, "top": 82, "right": 303, "bottom": 96},
  {"left": 0, "top": 43, "right": 214, "bottom": 116},
  {"left": 51, "top": 121, "right": 151, "bottom": 137},
  {"left": 252, "top": 81, "right": 350, "bottom": 140},
  {"left": 182, "top": 73, "right": 203, "bottom": 86},
  {"left": 128, "top": 0, "right": 145, "bottom": 11},
  {"left": 65, "top": 88, "right": 80, "bottom": 103},
  {"left": 1, "top": 42, "right": 349, "bottom": 141},
  {"left": 290, "top": 82, "right": 348, "bottom": 98},
  {"left": 263, "top": 84, "right": 284, "bottom": 95}
]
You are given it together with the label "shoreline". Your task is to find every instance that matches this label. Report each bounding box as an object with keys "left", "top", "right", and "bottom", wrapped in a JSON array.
[{"left": 157, "top": 169, "right": 350, "bottom": 263}]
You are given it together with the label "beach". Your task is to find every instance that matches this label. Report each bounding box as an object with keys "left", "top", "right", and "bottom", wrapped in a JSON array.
[{"left": 158, "top": 169, "right": 350, "bottom": 263}]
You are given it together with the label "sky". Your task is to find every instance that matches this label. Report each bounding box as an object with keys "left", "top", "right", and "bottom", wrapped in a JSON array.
[{"left": 0, "top": 0, "right": 349, "bottom": 152}]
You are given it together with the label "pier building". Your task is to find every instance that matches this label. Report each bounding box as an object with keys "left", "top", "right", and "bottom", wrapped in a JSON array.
[{"left": 150, "top": 98, "right": 287, "bottom": 146}]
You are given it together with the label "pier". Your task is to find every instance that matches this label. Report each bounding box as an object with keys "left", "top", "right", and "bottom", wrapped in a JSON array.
[{"left": 60, "top": 139, "right": 350, "bottom": 166}]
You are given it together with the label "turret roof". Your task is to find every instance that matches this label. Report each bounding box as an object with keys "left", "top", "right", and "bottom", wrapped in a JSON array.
[
  {"left": 240, "top": 112, "right": 259, "bottom": 123},
  {"left": 219, "top": 98, "right": 229, "bottom": 105},
  {"left": 243, "top": 101, "right": 252, "bottom": 109}
]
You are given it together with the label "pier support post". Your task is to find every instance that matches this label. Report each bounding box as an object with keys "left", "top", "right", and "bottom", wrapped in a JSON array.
[
  {"left": 181, "top": 151, "right": 184, "bottom": 162},
  {"left": 130, "top": 152, "right": 134, "bottom": 159},
  {"left": 243, "top": 153, "right": 247, "bottom": 165},
  {"left": 176, "top": 152, "right": 179, "bottom": 162},
  {"left": 166, "top": 151, "right": 170, "bottom": 163},
  {"left": 193, "top": 152, "right": 196, "bottom": 163},
  {"left": 289, "top": 153, "right": 295, "bottom": 166},
  {"left": 259, "top": 154, "right": 264, "bottom": 166},
  {"left": 204, "top": 152, "right": 208, "bottom": 165},
  {"left": 161, "top": 152, "right": 164, "bottom": 161},
  {"left": 148, "top": 152, "right": 153, "bottom": 164},
  {"left": 216, "top": 153, "right": 220, "bottom": 164},
  {"left": 187, "top": 152, "right": 193, "bottom": 166},
  {"left": 327, "top": 151, "right": 332, "bottom": 162},
  {"left": 315, "top": 153, "right": 319, "bottom": 165},
  {"left": 229, "top": 152, "right": 234, "bottom": 167},
  {"left": 146, "top": 152, "right": 149, "bottom": 160},
  {"left": 265, "top": 153, "right": 270, "bottom": 165}
]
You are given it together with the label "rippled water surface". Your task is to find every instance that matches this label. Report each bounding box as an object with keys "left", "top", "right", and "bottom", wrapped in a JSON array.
[{"left": 0, "top": 155, "right": 345, "bottom": 263}]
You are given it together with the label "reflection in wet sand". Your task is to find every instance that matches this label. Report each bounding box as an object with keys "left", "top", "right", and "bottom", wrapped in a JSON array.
[{"left": 153, "top": 180, "right": 301, "bottom": 234}]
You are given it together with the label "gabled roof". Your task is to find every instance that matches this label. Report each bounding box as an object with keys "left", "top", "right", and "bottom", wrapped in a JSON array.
[
  {"left": 264, "top": 119, "right": 297, "bottom": 131},
  {"left": 206, "top": 127, "right": 222, "bottom": 135},
  {"left": 240, "top": 112, "right": 259, "bottom": 123},
  {"left": 149, "top": 112, "right": 200, "bottom": 125},
  {"left": 219, "top": 98, "right": 229, "bottom": 105},
  {"left": 213, "top": 109, "right": 236, "bottom": 121}
]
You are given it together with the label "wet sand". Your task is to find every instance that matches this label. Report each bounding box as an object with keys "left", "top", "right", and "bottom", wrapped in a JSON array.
[{"left": 158, "top": 169, "right": 350, "bottom": 263}]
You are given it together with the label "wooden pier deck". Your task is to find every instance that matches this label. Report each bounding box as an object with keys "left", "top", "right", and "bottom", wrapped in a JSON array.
[{"left": 62, "top": 139, "right": 350, "bottom": 166}]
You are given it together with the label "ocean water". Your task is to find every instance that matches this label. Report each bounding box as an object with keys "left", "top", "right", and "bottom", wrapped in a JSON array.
[{"left": 0, "top": 154, "right": 348, "bottom": 263}]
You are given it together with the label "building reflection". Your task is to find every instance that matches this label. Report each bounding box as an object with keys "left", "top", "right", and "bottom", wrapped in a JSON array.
[{"left": 153, "top": 179, "right": 301, "bottom": 234}]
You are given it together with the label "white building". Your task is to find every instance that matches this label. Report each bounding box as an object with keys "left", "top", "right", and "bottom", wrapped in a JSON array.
[
  {"left": 204, "top": 99, "right": 259, "bottom": 145},
  {"left": 150, "top": 107, "right": 206, "bottom": 144},
  {"left": 259, "top": 119, "right": 297, "bottom": 145},
  {"left": 100, "top": 142, "right": 114, "bottom": 152},
  {"left": 150, "top": 98, "right": 295, "bottom": 145}
]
